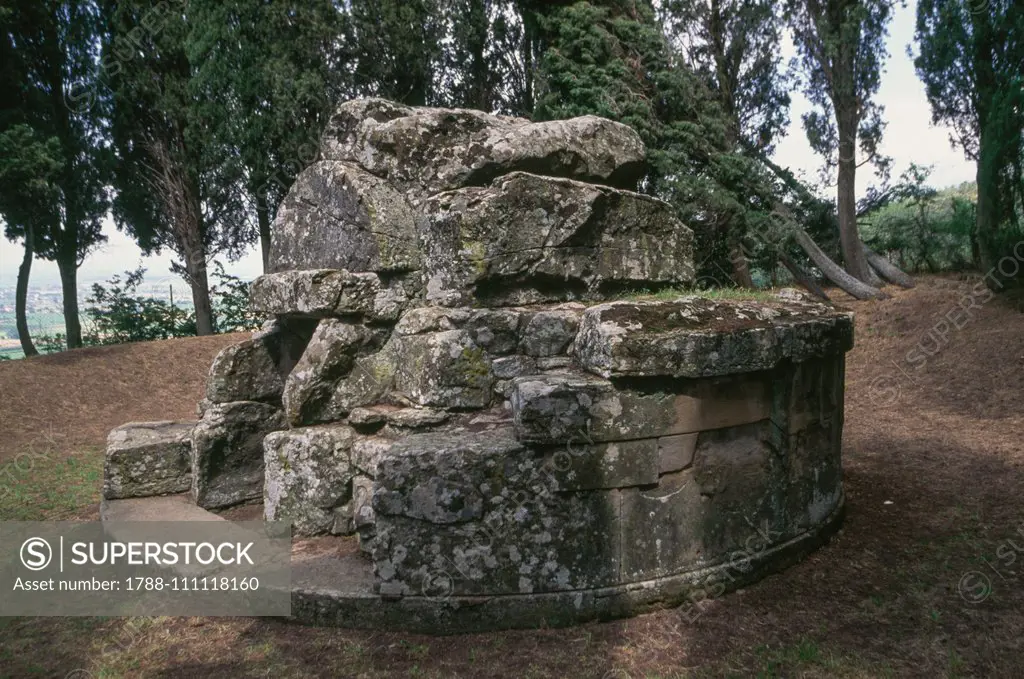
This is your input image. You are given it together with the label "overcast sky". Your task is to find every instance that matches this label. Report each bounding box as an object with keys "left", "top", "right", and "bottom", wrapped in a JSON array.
[{"left": 0, "top": 0, "right": 975, "bottom": 291}]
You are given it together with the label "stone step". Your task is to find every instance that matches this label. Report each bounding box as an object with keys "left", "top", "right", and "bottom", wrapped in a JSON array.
[{"left": 100, "top": 494, "right": 225, "bottom": 523}]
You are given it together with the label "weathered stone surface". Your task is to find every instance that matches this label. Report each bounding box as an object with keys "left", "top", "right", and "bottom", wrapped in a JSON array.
[
  {"left": 320, "top": 98, "right": 415, "bottom": 162},
  {"left": 282, "top": 319, "right": 374, "bottom": 425},
  {"left": 619, "top": 470, "right": 704, "bottom": 582},
  {"left": 491, "top": 355, "right": 537, "bottom": 380},
  {"left": 206, "top": 319, "right": 317, "bottom": 404},
  {"left": 371, "top": 429, "right": 622, "bottom": 596},
  {"left": 349, "top": 406, "right": 450, "bottom": 430},
  {"left": 543, "top": 439, "right": 660, "bottom": 491},
  {"left": 394, "top": 307, "right": 472, "bottom": 335},
  {"left": 393, "top": 330, "right": 493, "bottom": 409},
  {"left": 510, "top": 372, "right": 772, "bottom": 444},
  {"left": 574, "top": 297, "right": 854, "bottom": 379},
  {"left": 420, "top": 173, "right": 694, "bottom": 306},
  {"left": 658, "top": 433, "right": 699, "bottom": 474},
  {"left": 691, "top": 421, "right": 781, "bottom": 562},
  {"left": 268, "top": 161, "right": 420, "bottom": 274},
  {"left": 785, "top": 420, "right": 843, "bottom": 535},
  {"left": 104, "top": 421, "right": 194, "bottom": 500},
  {"left": 264, "top": 425, "right": 356, "bottom": 536},
  {"left": 466, "top": 310, "right": 522, "bottom": 354},
  {"left": 789, "top": 356, "right": 844, "bottom": 433},
  {"left": 250, "top": 269, "right": 411, "bottom": 322},
  {"left": 191, "top": 401, "right": 286, "bottom": 508},
  {"left": 323, "top": 102, "right": 645, "bottom": 199},
  {"left": 519, "top": 310, "right": 580, "bottom": 357},
  {"left": 206, "top": 336, "right": 284, "bottom": 404},
  {"left": 102, "top": 97, "right": 857, "bottom": 633}
]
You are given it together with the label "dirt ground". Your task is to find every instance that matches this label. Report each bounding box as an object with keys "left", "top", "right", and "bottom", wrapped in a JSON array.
[
  {"left": 0, "top": 332, "right": 246, "bottom": 463},
  {"left": 2, "top": 274, "right": 1024, "bottom": 678}
]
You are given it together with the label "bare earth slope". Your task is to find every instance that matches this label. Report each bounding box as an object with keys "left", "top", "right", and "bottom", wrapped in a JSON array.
[
  {"left": 1, "top": 276, "right": 1023, "bottom": 677},
  {"left": 0, "top": 333, "right": 246, "bottom": 462}
]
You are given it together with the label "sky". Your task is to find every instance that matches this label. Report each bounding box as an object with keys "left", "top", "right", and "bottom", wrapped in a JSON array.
[{"left": 0, "top": 0, "right": 976, "bottom": 291}]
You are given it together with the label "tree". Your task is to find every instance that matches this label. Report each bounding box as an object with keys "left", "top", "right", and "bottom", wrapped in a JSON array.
[
  {"left": 0, "top": 126, "right": 62, "bottom": 358},
  {"left": 344, "top": 0, "right": 445, "bottom": 106},
  {"left": 104, "top": 0, "right": 249, "bottom": 335},
  {"left": 527, "top": 1, "right": 787, "bottom": 291},
  {"left": 187, "top": 0, "right": 341, "bottom": 271},
  {"left": 0, "top": 0, "right": 110, "bottom": 349},
  {"left": 662, "top": 0, "right": 790, "bottom": 152},
  {"left": 661, "top": 0, "right": 791, "bottom": 285},
  {"left": 915, "top": 0, "right": 1024, "bottom": 287},
  {"left": 785, "top": 0, "right": 898, "bottom": 286}
]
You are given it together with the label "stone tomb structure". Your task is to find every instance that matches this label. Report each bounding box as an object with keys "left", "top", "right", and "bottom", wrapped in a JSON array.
[{"left": 101, "top": 99, "right": 853, "bottom": 633}]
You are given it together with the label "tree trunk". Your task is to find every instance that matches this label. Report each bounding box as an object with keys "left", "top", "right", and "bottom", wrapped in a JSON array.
[
  {"left": 794, "top": 228, "right": 887, "bottom": 300},
  {"left": 863, "top": 245, "right": 915, "bottom": 288},
  {"left": 184, "top": 250, "right": 215, "bottom": 336},
  {"left": 971, "top": 7, "right": 1002, "bottom": 290},
  {"left": 258, "top": 202, "right": 272, "bottom": 273},
  {"left": 780, "top": 252, "right": 830, "bottom": 301},
  {"left": 16, "top": 228, "right": 39, "bottom": 357},
  {"left": 836, "top": 112, "right": 878, "bottom": 285},
  {"left": 728, "top": 238, "right": 755, "bottom": 288},
  {"left": 56, "top": 255, "right": 83, "bottom": 348},
  {"left": 975, "top": 131, "right": 1001, "bottom": 287}
]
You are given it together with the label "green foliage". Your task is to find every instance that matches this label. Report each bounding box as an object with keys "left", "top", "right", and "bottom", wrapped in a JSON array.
[
  {"left": 528, "top": 1, "right": 791, "bottom": 286},
  {"left": 29, "top": 265, "right": 258, "bottom": 355},
  {"left": 210, "top": 263, "right": 260, "bottom": 333},
  {"left": 0, "top": 0, "right": 110, "bottom": 347},
  {"left": 785, "top": 0, "right": 897, "bottom": 177},
  {"left": 186, "top": 0, "right": 342, "bottom": 247},
  {"left": 915, "top": 0, "right": 1024, "bottom": 276},
  {"left": 344, "top": 0, "right": 445, "bottom": 106},
  {"left": 84, "top": 268, "right": 196, "bottom": 344},
  {"left": 661, "top": 0, "right": 791, "bottom": 152},
  {"left": 861, "top": 167, "right": 976, "bottom": 272}
]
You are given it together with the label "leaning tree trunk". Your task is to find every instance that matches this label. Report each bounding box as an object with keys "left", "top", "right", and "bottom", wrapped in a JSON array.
[
  {"left": 56, "top": 254, "right": 83, "bottom": 348},
  {"left": 863, "top": 245, "right": 915, "bottom": 289},
  {"left": 16, "top": 227, "right": 39, "bottom": 357},
  {"left": 794, "top": 228, "right": 887, "bottom": 300},
  {"left": 780, "top": 252, "right": 830, "bottom": 301}
]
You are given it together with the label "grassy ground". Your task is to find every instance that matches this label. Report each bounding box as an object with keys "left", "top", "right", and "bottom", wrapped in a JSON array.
[{"left": 1, "top": 274, "right": 1023, "bottom": 678}]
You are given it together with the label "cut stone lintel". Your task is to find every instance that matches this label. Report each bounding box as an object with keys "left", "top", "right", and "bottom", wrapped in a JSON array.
[
  {"left": 509, "top": 372, "right": 772, "bottom": 444},
  {"left": 250, "top": 269, "right": 413, "bottom": 323},
  {"left": 573, "top": 297, "right": 854, "bottom": 379}
]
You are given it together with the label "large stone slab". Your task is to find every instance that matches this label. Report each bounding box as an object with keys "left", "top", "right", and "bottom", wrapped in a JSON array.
[
  {"left": 282, "top": 319, "right": 374, "bottom": 425},
  {"left": 371, "top": 429, "right": 622, "bottom": 597},
  {"left": 264, "top": 425, "right": 357, "bottom": 536},
  {"left": 191, "top": 401, "right": 287, "bottom": 508},
  {"left": 250, "top": 269, "right": 413, "bottom": 322},
  {"left": 420, "top": 173, "right": 694, "bottom": 306},
  {"left": 322, "top": 100, "right": 645, "bottom": 200},
  {"left": 268, "top": 161, "right": 420, "bottom": 274},
  {"left": 574, "top": 297, "right": 854, "bottom": 378},
  {"left": 103, "top": 421, "right": 195, "bottom": 500},
  {"left": 206, "top": 335, "right": 284, "bottom": 404},
  {"left": 510, "top": 372, "right": 772, "bottom": 444},
  {"left": 621, "top": 421, "right": 778, "bottom": 583}
]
